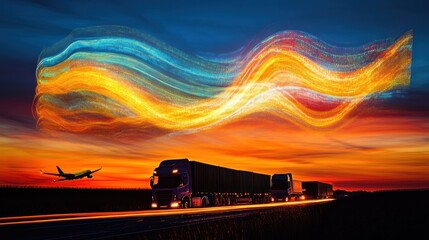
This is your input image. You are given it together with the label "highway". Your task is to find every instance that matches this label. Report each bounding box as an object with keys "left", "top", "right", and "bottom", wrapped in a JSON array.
[{"left": 0, "top": 199, "right": 333, "bottom": 240}]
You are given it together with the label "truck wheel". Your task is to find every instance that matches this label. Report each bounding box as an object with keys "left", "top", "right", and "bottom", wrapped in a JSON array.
[
  {"left": 182, "top": 198, "right": 190, "bottom": 208},
  {"left": 214, "top": 196, "right": 219, "bottom": 206},
  {"left": 202, "top": 198, "right": 207, "bottom": 207}
]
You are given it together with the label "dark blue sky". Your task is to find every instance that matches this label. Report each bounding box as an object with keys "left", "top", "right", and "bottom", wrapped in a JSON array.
[{"left": 1, "top": 0, "right": 428, "bottom": 111}]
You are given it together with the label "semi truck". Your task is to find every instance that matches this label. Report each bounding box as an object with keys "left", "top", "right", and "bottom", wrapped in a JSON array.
[
  {"left": 270, "top": 173, "right": 304, "bottom": 202},
  {"left": 302, "top": 181, "right": 333, "bottom": 199},
  {"left": 150, "top": 159, "right": 271, "bottom": 208}
]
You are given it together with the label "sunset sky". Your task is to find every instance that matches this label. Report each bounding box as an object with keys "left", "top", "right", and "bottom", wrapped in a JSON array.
[{"left": 1, "top": 0, "right": 428, "bottom": 191}]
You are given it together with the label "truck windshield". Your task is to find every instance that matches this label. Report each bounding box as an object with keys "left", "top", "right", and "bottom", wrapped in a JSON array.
[
  {"left": 271, "top": 180, "right": 288, "bottom": 190},
  {"left": 152, "top": 175, "right": 182, "bottom": 188}
]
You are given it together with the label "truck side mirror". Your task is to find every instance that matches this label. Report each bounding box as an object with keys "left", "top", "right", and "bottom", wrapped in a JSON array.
[{"left": 150, "top": 176, "right": 154, "bottom": 188}]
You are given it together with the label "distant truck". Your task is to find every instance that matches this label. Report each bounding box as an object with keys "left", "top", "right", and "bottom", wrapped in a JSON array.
[
  {"left": 302, "top": 181, "right": 333, "bottom": 199},
  {"left": 150, "top": 159, "right": 271, "bottom": 208},
  {"left": 270, "top": 173, "right": 304, "bottom": 202}
]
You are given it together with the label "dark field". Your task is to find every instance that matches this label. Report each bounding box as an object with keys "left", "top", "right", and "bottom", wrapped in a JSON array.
[
  {"left": 1, "top": 188, "right": 428, "bottom": 239},
  {"left": 0, "top": 187, "right": 152, "bottom": 217},
  {"left": 136, "top": 190, "right": 429, "bottom": 240}
]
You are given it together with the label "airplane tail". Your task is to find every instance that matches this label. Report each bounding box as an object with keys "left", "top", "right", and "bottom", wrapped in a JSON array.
[{"left": 56, "top": 166, "right": 64, "bottom": 175}]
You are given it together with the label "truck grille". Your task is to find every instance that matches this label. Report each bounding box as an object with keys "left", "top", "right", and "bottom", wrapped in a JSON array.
[{"left": 155, "top": 190, "right": 172, "bottom": 206}]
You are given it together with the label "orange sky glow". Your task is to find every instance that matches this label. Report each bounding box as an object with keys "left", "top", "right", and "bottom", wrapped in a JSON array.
[{"left": 1, "top": 108, "right": 428, "bottom": 191}]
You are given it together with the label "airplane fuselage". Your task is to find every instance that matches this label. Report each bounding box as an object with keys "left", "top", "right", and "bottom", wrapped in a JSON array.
[
  {"left": 40, "top": 166, "right": 102, "bottom": 181},
  {"left": 73, "top": 170, "right": 93, "bottom": 179}
]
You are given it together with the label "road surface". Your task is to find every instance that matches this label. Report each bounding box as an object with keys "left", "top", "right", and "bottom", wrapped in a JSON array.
[{"left": 0, "top": 199, "right": 333, "bottom": 239}]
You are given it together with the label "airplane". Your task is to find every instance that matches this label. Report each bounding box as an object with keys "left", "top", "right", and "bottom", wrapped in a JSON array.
[{"left": 40, "top": 166, "right": 102, "bottom": 182}]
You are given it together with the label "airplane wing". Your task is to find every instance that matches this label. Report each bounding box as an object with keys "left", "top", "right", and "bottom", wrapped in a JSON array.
[
  {"left": 91, "top": 167, "right": 102, "bottom": 174},
  {"left": 40, "top": 170, "right": 62, "bottom": 176},
  {"left": 54, "top": 178, "right": 69, "bottom": 182}
]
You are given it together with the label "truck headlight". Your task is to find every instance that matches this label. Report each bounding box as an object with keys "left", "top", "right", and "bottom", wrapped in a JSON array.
[
  {"left": 170, "top": 201, "right": 180, "bottom": 208},
  {"left": 151, "top": 203, "right": 157, "bottom": 208}
]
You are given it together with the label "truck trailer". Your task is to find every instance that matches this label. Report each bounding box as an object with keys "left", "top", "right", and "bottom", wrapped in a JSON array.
[
  {"left": 302, "top": 181, "right": 333, "bottom": 199},
  {"left": 270, "top": 173, "right": 304, "bottom": 202},
  {"left": 150, "top": 159, "right": 271, "bottom": 208}
]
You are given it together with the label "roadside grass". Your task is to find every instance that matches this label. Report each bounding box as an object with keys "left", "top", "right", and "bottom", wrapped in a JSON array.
[
  {"left": 136, "top": 190, "right": 429, "bottom": 240},
  {"left": 2, "top": 187, "right": 428, "bottom": 239},
  {"left": 0, "top": 187, "right": 152, "bottom": 217}
]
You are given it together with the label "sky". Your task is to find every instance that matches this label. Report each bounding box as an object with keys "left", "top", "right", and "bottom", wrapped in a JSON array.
[{"left": 0, "top": 0, "right": 428, "bottom": 191}]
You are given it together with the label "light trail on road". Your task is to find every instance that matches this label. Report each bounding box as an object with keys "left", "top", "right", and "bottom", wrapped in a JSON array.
[{"left": 0, "top": 199, "right": 333, "bottom": 226}]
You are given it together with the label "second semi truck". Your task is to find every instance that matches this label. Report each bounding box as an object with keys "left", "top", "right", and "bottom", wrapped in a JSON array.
[
  {"left": 270, "top": 173, "right": 304, "bottom": 202},
  {"left": 150, "top": 159, "right": 271, "bottom": 208}
]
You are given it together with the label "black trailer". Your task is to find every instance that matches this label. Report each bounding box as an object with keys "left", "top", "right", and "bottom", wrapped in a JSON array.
[
  {"left": 189, "top": 161, "right": 270, "bottom": 204},
  {"left": 302, "top": 181, "right": 333, "bottom": 199},
  {"left": 190, "top": 161, "right": 220, "bottom": 193}
]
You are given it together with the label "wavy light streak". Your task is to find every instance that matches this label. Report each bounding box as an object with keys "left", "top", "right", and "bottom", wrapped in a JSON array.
[{"left": 34, "top": 26, "right": 413, "bottom": 135}]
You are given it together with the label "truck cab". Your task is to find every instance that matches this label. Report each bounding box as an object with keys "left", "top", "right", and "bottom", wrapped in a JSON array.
[
  {"left": 271, "top": 173, "right": 303, "bottom": 202},
  {"left": 150, "top": 159, "right": 192, "bottom": 208}
]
